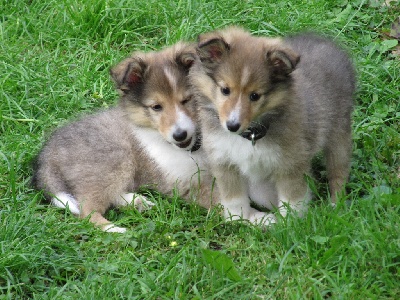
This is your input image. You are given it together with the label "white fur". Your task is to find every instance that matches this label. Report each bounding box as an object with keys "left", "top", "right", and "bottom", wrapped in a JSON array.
[
  {"left": 221, "top": 196, "right": 276, "bottom": 226},
  {"left": 209, "top": 129, "right": 313, "bottom": 221},
  {"left": 205, "top": 128, "right": 288, "bottom": 225},
  {"left": 51, "top": 192, "right": 80, "bottom": 215},
  {"left": 248, "top": 211, "right": 277, "bottom": 226},
  {"left": 240, "top": 66, "right": 251, "bottom": 87},
  {"left": 206, "top": 130, "right": 281, "bottom": 179},
  {"left": 115, "top": 193, "right": 155, "bottom": 212},
  {"left": 278, "top": 188, "right": 311, "bottom": 218},
  {"left": 210, "top": 130, "right": 312, "bottom": 219},
  {"left": 133, "top": 125, "right": 207, "bottom": 186},
  {"left": 169, "top": 108, "right": 196, "bottom": 143},
  {"left": 221, "top": 196, "right": 251, "bottom": 220},
  {"left": 247, "top": 179, "right": 278, "bottom": 210},
  {"left": 103, "top": 224, "right": 127, "bottom": 233},
  {"left": 51, "top": 192, "right": 153, "bottom": 235},
  {"left": 115, "top": 192, "right": 136, "bottom": 205},
  {"left": 226, "top": 99, "right": 242, "bottom": 130},
  {"left": 164, "top": 67, "right": 177, "bottom": 92}
]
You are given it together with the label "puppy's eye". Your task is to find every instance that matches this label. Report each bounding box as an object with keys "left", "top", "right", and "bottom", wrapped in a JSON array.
[
  {"left": 249, "top": 93, "right": 261, "bottom": 102},
  {"left": 151, "top": 104, "right": 163, "bottom": 111},
  {"left": 181, "top": 97, "right": 192, "bottom": 105},
  {"left": 221, "top": 87, "right": 230, "bottom": 96}
]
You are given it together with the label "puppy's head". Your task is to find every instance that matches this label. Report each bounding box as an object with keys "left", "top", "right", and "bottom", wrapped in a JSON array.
[
  {"left": 193, "top": 27, "right": 299, "bottom": 133},
  {"left": 111, "top": 43, "right": 198, "bottom": 150}
]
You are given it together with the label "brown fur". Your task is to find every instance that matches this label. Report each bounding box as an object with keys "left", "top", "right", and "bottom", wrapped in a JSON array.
[
  {"left": 32, "top": 43, "right": 218, "bottom": 232},
  {"left": 190, "top": 27, "right": 355, "bottom": 223}
]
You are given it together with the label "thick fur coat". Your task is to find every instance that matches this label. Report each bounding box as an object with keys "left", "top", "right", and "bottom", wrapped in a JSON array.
[
  {"left": 32, "top": 43, "right": 217, "bottom": 232},
  {"left": 190, "top": 27, "right": 355, "bottom": 224}
]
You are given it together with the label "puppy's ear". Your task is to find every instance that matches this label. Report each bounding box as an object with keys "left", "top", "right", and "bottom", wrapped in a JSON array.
[
  {"left": 176, "top": 47, "right": 196, "bottom": 71},
  {"left": 110, "top": 56, "right": 147, "bottom": 93},
  {"left": 266, "top": 48, "right": 300, "bottom": 80},
  {"left": 196, "top": 34, "right": 230, "bottom": 67}
]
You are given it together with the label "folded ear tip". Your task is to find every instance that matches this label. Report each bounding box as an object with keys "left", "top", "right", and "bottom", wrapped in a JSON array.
[
  {"left": 110, "top": 56, "right": 145, "bottom": 92},
  {"left": 197, "top": 38, "right": 230, "bottom": 64},
  {"left": 198, "top": 37, "right": 227, "bottom": 49},
  {"left": 176, "top": 50, "right": 196, "bottom": 69},
  {"left": 267, "top": 49, "right": 299, "bottom": 72}
]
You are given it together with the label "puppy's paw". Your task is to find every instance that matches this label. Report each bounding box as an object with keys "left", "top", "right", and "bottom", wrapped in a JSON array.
[
  {"left": 103, "top": 224, "right": 127, "bottom": 233},
  {"left": 249, "top": 211, "right": 277, "bottom": 227},
  {"left": 133, "top": 195, "right": 155, "bottom": 213},
  {"left": 119, "top": 193, "right": 155, "bottom": 212}
]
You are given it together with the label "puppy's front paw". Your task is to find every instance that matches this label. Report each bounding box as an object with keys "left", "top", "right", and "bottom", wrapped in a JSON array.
[
  {"left": 133, "top": 195, "right": 155, "bottom": 213},
  {"left": 248, "top": 210, "right": 276, "bottom": 227}
]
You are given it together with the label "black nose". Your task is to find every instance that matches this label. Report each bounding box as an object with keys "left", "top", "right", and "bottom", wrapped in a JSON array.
[
  {"left": 226, "top": 121, "right": 241, "bottom": 132},
  {"left": 173, "top": 129, "right": 188, "bottom": 142}
]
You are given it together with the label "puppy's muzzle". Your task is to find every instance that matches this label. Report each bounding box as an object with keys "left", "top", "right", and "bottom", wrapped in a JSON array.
[
  {"left": 172, "top": 128, "right": 193, "bottom": 149},
  {"left": 226, "top": 120, "right": 241, "bottom": 132},
  {"left": 173, "top": 128, "right": 188, "bottom": 142}
]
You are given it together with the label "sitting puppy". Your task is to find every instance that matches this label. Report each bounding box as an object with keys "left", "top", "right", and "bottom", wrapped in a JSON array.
[
  {"left": 190, "top": 27, "right": 355, "bottom": 224},
  {"left": 32, "top": 43, "right": 217, "bottom": 233}
]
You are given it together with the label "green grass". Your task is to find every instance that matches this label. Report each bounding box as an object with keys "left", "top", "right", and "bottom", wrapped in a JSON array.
[{"left": 1, "top": 0, "right": 399, "bottom": 298}]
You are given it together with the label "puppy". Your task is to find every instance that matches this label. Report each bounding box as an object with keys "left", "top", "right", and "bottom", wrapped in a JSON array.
[
  {"left": 190, "top": 27, "right": 355, "bottom": 224},
  {"left": 32, "top": 43, "right": 217, "bottom": 233}
]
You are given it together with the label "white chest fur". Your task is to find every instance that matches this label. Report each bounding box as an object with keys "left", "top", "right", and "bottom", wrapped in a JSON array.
[
  {"left": 132, "top": 125, "right": 207, "bottom": 184},
  {"left": 205, "top": 129, "right": 282, "bottom": 180}
]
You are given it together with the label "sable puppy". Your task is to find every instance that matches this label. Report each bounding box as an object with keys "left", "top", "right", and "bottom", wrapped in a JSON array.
[
  {"left": 190, "top": 27, "right": 355, "bottom": 224},
  {"left": 32, "top": 43, "right": 217, "bottom": 233}
]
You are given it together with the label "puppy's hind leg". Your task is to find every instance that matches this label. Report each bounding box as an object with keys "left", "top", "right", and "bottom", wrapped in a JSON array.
[
  {"left": 80, "top": 198, "right": 127, "bottom": 233},
  {"left": 324, "top": 129, "right": 352, "bottom": 204}
]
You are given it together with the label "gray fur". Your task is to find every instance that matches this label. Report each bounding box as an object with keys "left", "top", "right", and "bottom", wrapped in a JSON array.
[
  {"left": 190, "top": 27, "right": 355, "bottom": 223},
  {"left": 32, "top": 43, "right": 217, "bottom": 232},
  {"left": 32, "top": 108, "right": 162, "bottom": 204}
]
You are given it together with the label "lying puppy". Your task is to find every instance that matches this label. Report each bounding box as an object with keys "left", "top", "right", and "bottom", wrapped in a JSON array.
[
  {"left": 32, "top": 43, "right": 217, "bottom": 232},
  {"left": 190, "top": 27, "right": 355, "bottom": 224}
]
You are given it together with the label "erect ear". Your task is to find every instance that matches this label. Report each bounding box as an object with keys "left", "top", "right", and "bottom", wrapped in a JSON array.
[
  {"left": 266, "top": 48, "right": 300, "bottom": 80},
  {"left": 196, "top": 34, "right": 230, "bottom": 67},
  {"left": 175, "top": 46, "right": 197, "bottom": 71},
  {"left": 110, "top": 56, "right": 147, "bottom": 93}
]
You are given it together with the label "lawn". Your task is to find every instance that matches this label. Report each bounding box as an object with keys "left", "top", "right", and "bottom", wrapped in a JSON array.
[{"left": 1, "top": 0, "right": 399, "bottom": 299}]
